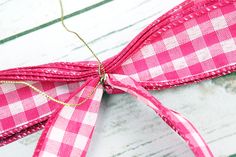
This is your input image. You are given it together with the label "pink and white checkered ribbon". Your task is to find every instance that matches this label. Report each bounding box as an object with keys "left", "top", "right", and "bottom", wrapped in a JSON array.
[{"left": 1, "top": 0, "right": 236, "bottom": 156}]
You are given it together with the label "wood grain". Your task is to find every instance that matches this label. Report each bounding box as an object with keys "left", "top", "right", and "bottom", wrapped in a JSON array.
[{"left": 0, "top": 0, "right": 236, "bottom": 156}]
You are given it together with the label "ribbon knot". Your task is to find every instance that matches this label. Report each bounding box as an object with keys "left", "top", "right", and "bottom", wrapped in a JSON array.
[{"left": 98, "top": 64, "right": 106, "bottom": 85}]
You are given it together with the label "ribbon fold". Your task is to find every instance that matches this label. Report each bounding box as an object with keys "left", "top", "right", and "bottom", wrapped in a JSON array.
[
  {"left": 1, "top": 0, "right": 236, "bottom": 156},
  {"left": 33, "top": 74, "right": 213, "bottom": 157}
]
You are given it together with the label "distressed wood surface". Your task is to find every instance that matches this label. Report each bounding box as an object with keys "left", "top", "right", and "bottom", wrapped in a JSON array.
[{"left": 0, "top": 0, "right": 236, "bottom": 157}]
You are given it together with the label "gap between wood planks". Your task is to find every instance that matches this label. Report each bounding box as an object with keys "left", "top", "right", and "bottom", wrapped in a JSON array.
[{"left": 0, "top": 0, "right": 113, "bottom": 45}]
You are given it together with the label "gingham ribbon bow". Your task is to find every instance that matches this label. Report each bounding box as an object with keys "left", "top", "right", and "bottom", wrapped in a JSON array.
[{"left": 1, "top": 0, "right": 236, "bottom": 156}]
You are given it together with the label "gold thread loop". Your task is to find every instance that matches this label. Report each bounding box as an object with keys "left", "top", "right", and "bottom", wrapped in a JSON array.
[{"left": 0, "top": 0, "right": 106, "bottom": 107}]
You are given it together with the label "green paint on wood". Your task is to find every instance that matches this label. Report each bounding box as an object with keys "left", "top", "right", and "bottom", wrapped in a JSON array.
[
  {"left": 222, "top": 72, "right": 236, "bottom": 78},
  {"left": 0, "top": 0, "right": 113, "bottom": 45},
  {"left": 229, "top": 154, "right": 236, "bottom": 157}
]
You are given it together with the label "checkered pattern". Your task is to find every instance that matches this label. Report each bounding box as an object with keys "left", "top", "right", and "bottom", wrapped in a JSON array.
[
  {"left": 1, "top": 0, "right": 236, "bottom": 157},
  {"left": 116, "top": 3, "right": 236, "bottom": 82},
  {"left": 106, "top": 74, "right": 213, "bottom": 157},
  {"left": 0, "top": 81, "right": 82, "bottom": 136},
  {"left": 34, "top": 78, "right": 103, "bottom": 157}
]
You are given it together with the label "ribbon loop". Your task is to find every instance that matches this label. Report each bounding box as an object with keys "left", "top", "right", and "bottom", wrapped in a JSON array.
[{"left": 1, "top": 1, "right": 236, "bottom": 156}]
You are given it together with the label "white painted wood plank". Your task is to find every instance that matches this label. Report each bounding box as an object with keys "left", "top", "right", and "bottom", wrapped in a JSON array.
[
  {"left": 87, "top": 76, "right": 236, "bottom": 157},
  {"left": 1, "top": 0, "right": 236, "bottom": 157},
  {"left": 0, "top": 0, "right": 184, "bottom": 70},
  {"left": 0, "top": 0, "right": 103, "bottom": 39}
]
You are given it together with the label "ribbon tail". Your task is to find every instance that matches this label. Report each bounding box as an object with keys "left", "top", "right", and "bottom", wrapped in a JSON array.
[
  {"left": 33, "top": 77, "right": 103, "bottom": 157},
  {"left": 106, "top": 74, "right": 213, "bottom": 157}
]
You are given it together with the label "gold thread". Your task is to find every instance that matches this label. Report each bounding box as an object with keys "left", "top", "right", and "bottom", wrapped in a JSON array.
[
  {"left": 58, "top": 0, "right": 106, "bottom": 81},
  {"left": 58, "top": 0, "right": 103, "bottom": 67},
  {"left": 0, "top": 80, "right": 100, "bottom": 107},
  {"left": 0, "top": 0, "right": 106, "bottom": 107}
]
